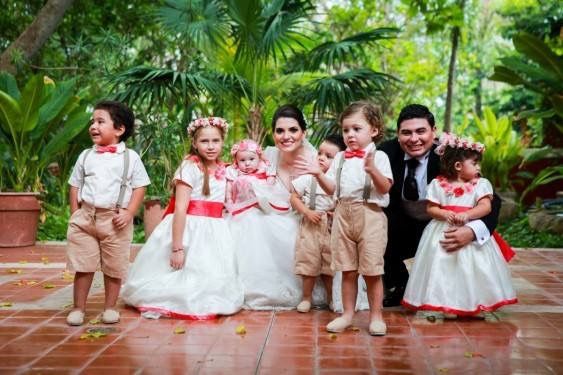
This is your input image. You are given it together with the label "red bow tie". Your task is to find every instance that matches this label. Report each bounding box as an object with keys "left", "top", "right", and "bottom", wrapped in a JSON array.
[
  {"left": 96, "top": 145, "right": 117, "bottom": 153},
  {"left": 344, "top": 149, "right": 365, "bottom": 159}
]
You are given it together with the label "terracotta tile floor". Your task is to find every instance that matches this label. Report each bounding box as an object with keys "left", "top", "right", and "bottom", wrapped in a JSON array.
[{"left": 1, "top": 244, "right": 563, "bottom": 374}]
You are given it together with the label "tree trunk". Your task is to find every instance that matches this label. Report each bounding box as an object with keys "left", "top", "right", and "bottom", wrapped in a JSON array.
[
  {"left": 444, "top": 25, "right": 460, "bottom": 133},
  {"left": 474, "top": 74, "right": 483, "bottom": 119},
  {"left": 247, "top": 104, "right": 266, "bottom": 144},
  {"left": 0, "top": 0, "right": 75, "bottom": 73}
]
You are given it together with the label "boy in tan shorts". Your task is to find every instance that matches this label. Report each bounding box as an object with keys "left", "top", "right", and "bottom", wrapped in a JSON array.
[
  {"left": 295, "top": 102, "right": 393, "bottom": 336},
  {"left": 291, "top": 134, "right": 346, "bottom": 313},
  {"left": 65, "top": 100, "right": 150, "bottom": 326}
]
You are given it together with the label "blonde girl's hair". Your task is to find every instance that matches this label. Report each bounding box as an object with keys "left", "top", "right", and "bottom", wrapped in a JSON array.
[
  {"left": 185, "top": 124, "right": 226, "bottom": 196},
  {"left": 339, "top": 101, "right": 384, "bottom": 143}
]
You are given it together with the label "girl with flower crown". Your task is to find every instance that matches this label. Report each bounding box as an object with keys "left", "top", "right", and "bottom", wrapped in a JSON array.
[
  {"left": 122, "top": 117, "right": 243, "bottom": 319},
  {"left": 402, "top": 133, "right": 517, "bottom": 318}
]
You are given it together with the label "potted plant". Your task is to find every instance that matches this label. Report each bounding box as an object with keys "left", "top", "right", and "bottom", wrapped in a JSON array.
[
  {"left": 0, "top": 73, "right": 89, "bottom": 247},
  {"left": 134, "top": 116, "right": 188, "bottom": 239}
]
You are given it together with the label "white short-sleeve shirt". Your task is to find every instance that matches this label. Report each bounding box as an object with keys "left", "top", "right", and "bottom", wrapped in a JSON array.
[
  {"left": 68, "top": 142, "right": 150, "bottom": 209},
  {"left": 326, "top": 144, "right": 393, "bottom": 207},
  {"left": 292, "top": 174, "right": 334, "bottom": 212},
  {"left": 173, "top": 159, "right": 226, "bottom": 202}
]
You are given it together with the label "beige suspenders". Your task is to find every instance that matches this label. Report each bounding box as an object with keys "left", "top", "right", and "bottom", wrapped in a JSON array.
[
  {"left": 80, "top": 148, "right": 130, "bottom": 209},
  {"left": 308, "top": 178, "right": 318, "bottom": 210},
  {"left": 335, "top": 153, "right": 372, "bottom": 202}
]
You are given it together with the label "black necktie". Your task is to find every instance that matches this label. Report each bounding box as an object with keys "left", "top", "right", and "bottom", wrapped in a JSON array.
[{"left": 403, "top": 158, "right": 419, "bottom": 201}]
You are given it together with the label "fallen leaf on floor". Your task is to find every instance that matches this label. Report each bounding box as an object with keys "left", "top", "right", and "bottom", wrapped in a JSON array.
[
  {"left": 430, "top": 344, "right": 440, "bottom": 348},
  {"left": 26, "top": 280, "right": 37, "bottom": 285},
  {"left": 438, "top": 368, "right": 449, "bottom": 373},
  {"left": 351, "top": 326, "right": 360, "bottom": 331},
  {"left": 18, "top": 260, "right": 28, "bottom": 264},
  {"left": 1, "top": 302, "right": 13, "bottom": 307},
  {"left": 61, "top": 271, "right": 74, "bottom": 281},
  {"left": 41, "top": 257, "right": 49, "bottom": 264},
  {"left": 89, "top": 319, "right": 101, "bottom": 325},
  {"left": 174, "top": 327, "right": 186, "bottom": 334},
  {"left": 8, "top": 269, "right": 22, "bottom": 274},
  {"left": 328, "top": 333, "right": 338, "bottom": 340},
  {"left": 464, "top": 351, "right": 484, "bottom": 358},
  {"left": 79, "top": 330, "right": 107, "bottom": 340},
  {"left": 43, "top": 283, "right": 55, "bottom": 289},
  {"left": 62, "top": 303, "right": 73, "bottom": 309},
  {"left": 12, "top": 281, "right": 23, "bottom": 286},
  {"left": 235, "top": 324, "right": 246, "bottom": 335}
]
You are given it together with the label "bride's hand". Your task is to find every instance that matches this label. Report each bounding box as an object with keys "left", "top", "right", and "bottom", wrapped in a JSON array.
[{"left": 293, "top": 155, "right": 321, "bottom": 176}]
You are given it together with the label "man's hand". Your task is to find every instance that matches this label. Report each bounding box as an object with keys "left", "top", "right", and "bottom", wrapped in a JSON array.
[
  {"left": 112, "top": 208, "right": 133, "bottom": 230},
  {"left": 440, "top": 225, "right": 475, "bottom": 252}
]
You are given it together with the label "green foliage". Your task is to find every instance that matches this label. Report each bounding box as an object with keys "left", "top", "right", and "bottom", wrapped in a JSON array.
[
  {"left": 469, "top": 107, "right": 524, "bottom": 191},
  {"left": 0, "top": 73, "right": 90, "bottom": 192},
  {"left": 37, "top": 205, "right": 70, "bottom": 242},
  {"left": 490, "top": 32, "right": 563, "bottom": 120},
  {"left": 497, "top": 214, "right": 563, "bottom": 248}
]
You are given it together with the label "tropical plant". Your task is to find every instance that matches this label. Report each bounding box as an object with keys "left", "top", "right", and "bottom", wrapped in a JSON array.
[
  {"left": 469, "top": 107, "right": 524, "bottom": 191},
  {"left": 0, "top": 73, "right": 90, "bottom": 192},
  {"left": 110, "top": 0, "right": 399, "bottom": 145}
]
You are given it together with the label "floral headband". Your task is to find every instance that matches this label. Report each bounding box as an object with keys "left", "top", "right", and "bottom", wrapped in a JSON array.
[
  {"left": 435, "top": 132, "right": 485, "bottom": 156},
  {"left": 187, "top": 116, "right": 229, "bottom": 137},
  {"left": 230, "top": 139, "right": 263, "bottom": 158}
]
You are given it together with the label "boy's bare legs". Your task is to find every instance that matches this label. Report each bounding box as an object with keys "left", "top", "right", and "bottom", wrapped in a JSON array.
[
  {"left": 72, "top": 272, "right": 95, "bottom": 311},
  {"left": 321, "top": 274, "right": 333, "bottom": 307},
  {"left": 365, "top": 274, "right": 386, "bottom": 335},
  {"left": 297, "top": 276, "right": 316, "bottom": 312},
  {"left": 327, "top": 271, "right": 357, "bottom": 332},
  {"left": 103, "top": 274, "right": 122, "bottom": 310}
]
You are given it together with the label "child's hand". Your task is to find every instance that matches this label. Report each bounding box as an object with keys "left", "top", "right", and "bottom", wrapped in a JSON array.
[
  {"left": 294, "top": 155, "right": 321, "bottom": 176},
  {"left": 305, "top": 209, "right": 322, "bottom": 224},
  {"left": 113, "top": 208, "right": 133, "bottom": 230},
  {"left": 170, "top": 249, "right": 185, "bottom": 270},
  {"left": 364, "top": 151, "right": 377, "bottom": 174},
  {"left": 453, "top": 213, "right": 469, "bottom": 225},
  {"left": 444, "top": 211, "right": 456, "bottom": 225}
]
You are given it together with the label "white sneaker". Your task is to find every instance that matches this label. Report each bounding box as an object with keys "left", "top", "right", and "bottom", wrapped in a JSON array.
[
  {"left": 296, "top": 300, "right": 311, "bottom": 313},
  {"left": 101, "top": 309, "right": 120, "bottom": 324},
  {"left": 66, "top": 310, "right": 85, "bottom": 326},
  {"left": 326, "top": 317, "right": 352, "bottom": 333}
]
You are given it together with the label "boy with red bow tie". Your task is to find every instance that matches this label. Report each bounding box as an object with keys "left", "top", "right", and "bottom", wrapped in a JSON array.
[
  {"left": 295, "top": 101, "right": 393, "bottom": 336},
  {"left": 65, "top": 100, "right": 150, "bottom": 326}
]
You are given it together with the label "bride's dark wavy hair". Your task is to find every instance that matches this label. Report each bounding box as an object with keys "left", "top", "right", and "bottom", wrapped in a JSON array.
[{"left": 271, "top": 104, "right": 307, "bottom": 132}]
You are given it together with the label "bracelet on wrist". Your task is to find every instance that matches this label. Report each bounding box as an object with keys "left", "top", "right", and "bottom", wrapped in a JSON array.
[{"left": 172, "top": 248, "right": 184, "bottom": 253}]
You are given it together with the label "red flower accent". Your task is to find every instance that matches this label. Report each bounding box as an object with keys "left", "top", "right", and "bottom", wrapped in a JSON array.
[{"left": 453, "top": 187, "right": 464, "bottom": 197}]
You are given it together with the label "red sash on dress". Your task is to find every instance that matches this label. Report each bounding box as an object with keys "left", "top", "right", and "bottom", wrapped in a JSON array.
[
  {"left": 441, "top": 205, "right": 515, "bottom": 262},
  {"left": 162, "top": 197, "right": 224, "bottom": 218}
]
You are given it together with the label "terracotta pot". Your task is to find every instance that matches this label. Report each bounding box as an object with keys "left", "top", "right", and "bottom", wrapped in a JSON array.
[
  {"left": 0, "top": 192, "right": 41, "bottom": 247},
  {"left": 143, "top": 198, "right": 164, "bottom": 239}
]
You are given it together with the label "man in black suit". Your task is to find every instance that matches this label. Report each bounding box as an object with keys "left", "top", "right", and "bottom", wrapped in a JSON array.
[{"left": 379, "top": 104, "right": 500, "bottom": 307}]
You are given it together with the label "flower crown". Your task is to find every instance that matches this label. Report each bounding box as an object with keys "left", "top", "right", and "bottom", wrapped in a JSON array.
[
  {"left": 435, "top": 132, "right": 485, "bottom": 156},
  {"left": 230, "top": 139, "right": 263, "bottom": 158},
  {"left": 187, "top": 116, "right": 229, "bottom": 137}
]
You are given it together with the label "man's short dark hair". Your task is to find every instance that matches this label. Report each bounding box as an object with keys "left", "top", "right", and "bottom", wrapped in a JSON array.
[{"left": 397, "top": 104, "right": 435, "bottom": 130}]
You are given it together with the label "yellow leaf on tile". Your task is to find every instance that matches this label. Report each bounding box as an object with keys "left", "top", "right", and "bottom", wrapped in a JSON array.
[
  {"left": 41, "top": 257, "right": 49, "bottom": 264},
  {"left": 235, "top": 324, "right": 246, "bottom": 335},
  {"left": 89, "top": 319, "right": 101, "bottom": 325},
  {"left": 43, "top": 283, "right": 56, "bottom": 289},
  {"left": 464, "top": 351, "right": 473, "bottom": 358},
  {"left": 8, "top": 269, "right": 22, "bottom": 274},
  {"left": 329, "top": 333, "right": 338, "bottom": 340},
  {"left": 12, "top": 281, "right": 23, "bottom": 286},
  {"left": 1, "top": 302, "right": 13, "bottom": 307},
  {"left": 174, "top": 327, "right": 186, "bottom": 334},
  {"left": 26, "top": 280, "right": 37, "bottom": 285},
  {"left": 18, "top": 260, "right": 28, "bottom": 264},
  {"left": 438, "top": 368, "right": 449, "bottom": 373},
  {"left": 350, "top": 326, "right": 360, "bottom": 331}
]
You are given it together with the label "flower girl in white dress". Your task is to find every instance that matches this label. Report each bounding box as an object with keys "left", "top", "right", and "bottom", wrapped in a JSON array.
[
  {"left": 122, "top": 117, "right": 243, "bottom": 319},
  {"left": 402, "top": 133, "right": 517, "bottom": 317}
]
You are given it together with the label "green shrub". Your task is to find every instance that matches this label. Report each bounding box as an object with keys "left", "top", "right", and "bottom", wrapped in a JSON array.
[{"left": 497, "top": 214, "right": 562, "bottom": 248}]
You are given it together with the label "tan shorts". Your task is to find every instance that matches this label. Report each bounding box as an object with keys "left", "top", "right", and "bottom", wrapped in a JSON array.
[
  {"left": 66, "top": 203, "right": 133, "bottom": 279},
  {"left": 330, "top": 200, "right": 387, "bottom": 276},
  {"left": 294, "top": 212, "right": 334, "bottom": 277}
]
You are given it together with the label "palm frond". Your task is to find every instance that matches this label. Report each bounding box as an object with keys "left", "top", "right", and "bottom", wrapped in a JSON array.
[
  {"left": 302, "top": 68, "right": 400, "bottom": 122},
  {"left": 110, "top": 66, "right": 221, "bottom": 108},
  {"left": 297, "top": 28, "right": 400, "bottom": 72},
  {"left": 157, "top": 0, "right": 230, "bottom": 49}
]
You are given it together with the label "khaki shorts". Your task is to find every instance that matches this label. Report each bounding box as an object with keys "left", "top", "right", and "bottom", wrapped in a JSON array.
[
  {"left": 66, "top": 203, "right": 133, "bottom": 279},
  {"left": 330, "top": 200, "right": 387, "bottom": 276},
  {"left": 294, "top": 212, "right": 334, "bottom": 277}
]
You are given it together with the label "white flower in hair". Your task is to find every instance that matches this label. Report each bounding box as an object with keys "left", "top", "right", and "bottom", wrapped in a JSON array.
[
  {"left": 435, "top": 132, "right": 485, "bottom": 156},
  {"left": 187, "top": 116, "right": 230, "bottom": 137}
]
